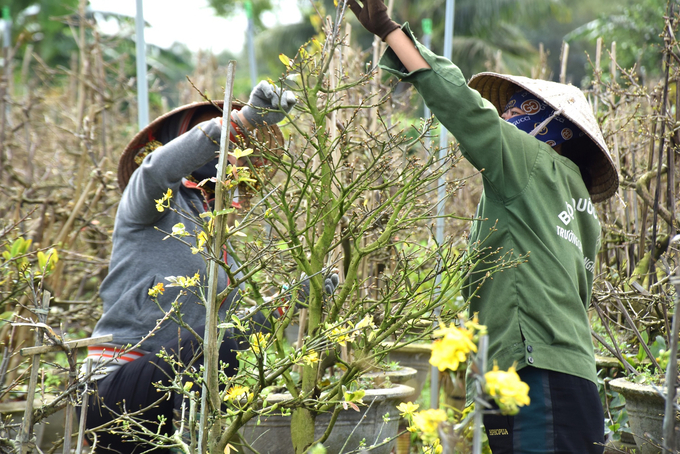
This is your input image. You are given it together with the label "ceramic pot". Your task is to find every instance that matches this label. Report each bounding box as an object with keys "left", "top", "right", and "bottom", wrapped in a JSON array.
[
  {"left": 386, "top": 343, "right": 432, "bottom": 402},
  {"left": 609, "top": 377, "right": 680, "bottom": 454},
  {"left": 240, "top": 383, "right": 414, "bottom": 454}
]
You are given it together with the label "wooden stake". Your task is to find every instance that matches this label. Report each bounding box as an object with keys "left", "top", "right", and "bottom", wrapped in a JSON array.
[
  {"left": 594, "top": 37, "right": 602, "bottom": 113},
  {"left": 559, "top": 41, "right": 569, "bottom": 84},
  {"left": 199, "top": 60, "right": 236, "bottom": 454},
  {"left": 18, "top": 291, "right": 50, "bottom": 454}
]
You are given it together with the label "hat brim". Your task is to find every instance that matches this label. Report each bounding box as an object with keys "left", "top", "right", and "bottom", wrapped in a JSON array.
[
  {"left": 117, "top": 100, "right": 284, "bottom": 191},
  {"left": 468, "top": 72, "right": 619, "bottom": 203}
]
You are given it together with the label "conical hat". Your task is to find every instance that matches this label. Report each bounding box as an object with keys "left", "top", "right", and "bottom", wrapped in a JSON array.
[
  {"left": 468, "top": 72, "right": 619, "bottom": 203},
  {"left": 117, "top": 100, "right": 284, "bottom": 191}
]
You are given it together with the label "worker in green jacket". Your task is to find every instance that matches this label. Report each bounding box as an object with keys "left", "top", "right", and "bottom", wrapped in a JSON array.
[{"left": 349, "top": 1, "right": 619, "bottom": 453}]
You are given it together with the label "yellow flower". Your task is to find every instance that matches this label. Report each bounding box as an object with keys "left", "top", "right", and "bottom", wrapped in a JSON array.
[
  {"left": 200, "top": 211, "right": 215, "bottom": 234},
  {"left": 484, "top": 365, "right": 531, "bottom": 415},
  {"left": 355, "top": 315, "right": 375, "bottom": 330},
  {"left": 328, "top": 323, "right": 356, "bottom": 347},
  {"left": 226, "top": 221, "right": 247, "bottom": 238},
  {"left": 411, "top": 408, "right": 447, "bottom": 435},
  {"left": 464, "top": 313, "right": 487, "bottom": 336},
  {"left": 154, "top": 188, "right": 173, "bottom": 212},
  {"left": 171, "top": 223, "right": 189, "bottom": 237},
  {"left": 396, "top": 402, "right": 419, "bottom": 418},
  {"left": 228, "top": 147, "right": 254, "bottom": 160},
  {"left": 148, "top": 283, "right": 165, "bottom": 297},
  {"left": 183, "top": 382, "right": 194, "bottom": 392},
  {"left": 249, "top": 332, "right": 270, "bottom": 355},
  {"left": 430, "top": 439, "right": 443, "bottom": 454},
  {"left": 300, "top": 350, "right": 319, "bottom": 366},
  {"left": 429, "top": 322, "right": 477, "bottom": 372},
  {"left": 224, "top": 385, "right": 250, "bottom": 401},
  {"left": 165, "top": 272, "right": 201, "bottom": 288},
  {"left": 191, "top": 231, "right": 208, "bottom": 254}
]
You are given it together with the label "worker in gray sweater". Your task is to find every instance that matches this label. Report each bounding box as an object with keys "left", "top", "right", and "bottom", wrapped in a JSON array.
[{"left": 83, "top": 82, "right": 335, "bottom": 453}]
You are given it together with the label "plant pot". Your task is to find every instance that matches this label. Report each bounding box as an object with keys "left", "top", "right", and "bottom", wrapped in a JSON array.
[
  {"left": 362, "top": 366, "right": 417, "bottom": 392},
  {"left": 609, "top": 377, "right": 680, "bottom": 454},
  {"left": 240, "top": 383, "right": 414, "bottom": 454},
  {"left": 385, "top": 342, "right": 432, "bottom": 402}
]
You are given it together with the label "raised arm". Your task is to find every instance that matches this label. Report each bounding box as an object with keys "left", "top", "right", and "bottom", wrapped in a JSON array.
[
  {"left": 347, "top": 0, "right": 430, "bottom": 72},
  {"left": 383, "top": 28, "right": 430, "bottom": 72}
]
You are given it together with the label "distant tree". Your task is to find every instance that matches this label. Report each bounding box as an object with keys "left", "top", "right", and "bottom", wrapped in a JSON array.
[
  {"left": 206, "top": 0, "right": 274, "bottom": 29},
  {"left": 564, "top": 0, "right": 667, "bottom": 81},
  {"left": 5, "top": 0, "right": 80, "bottom": 67},
  {"left": 249, "top": 0, "right": 572, "bottom": 83}
]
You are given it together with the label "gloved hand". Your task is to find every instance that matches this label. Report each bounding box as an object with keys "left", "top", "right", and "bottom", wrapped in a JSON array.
[
  {"left": 347, "top": 0, "right": 400, "bottom": 41},
  {"left": 240, "top": 80, "right": 297, "bottom": 128},
  {"left": 294, "top": 272, "right": 340, "bottom": 308}
]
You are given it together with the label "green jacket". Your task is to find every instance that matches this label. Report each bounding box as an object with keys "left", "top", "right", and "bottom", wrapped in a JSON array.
[{"left": 380, "top": 24, "right": 600, "bottom": 393}]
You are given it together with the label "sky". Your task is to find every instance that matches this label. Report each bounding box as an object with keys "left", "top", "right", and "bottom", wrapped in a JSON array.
[{"left": 89, "top": 0, "right": 303, "bottom": 55}]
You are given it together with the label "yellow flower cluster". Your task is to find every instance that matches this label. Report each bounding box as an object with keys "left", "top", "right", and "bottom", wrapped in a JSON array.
[
  {"left": 484, "top": 365, "right": 531, "bottom": 415},
  {"left": 397, "top": 402, "right": 445, "bottom": 453},
  {"left": 154, "top": 188, "right": 173, "bottom": 212},
  {"left": 325, "top": 315, "right": 376, "bottom": 348},
  {"left": 249, "top": 332, "right": 270, "bottom": 355},
  {"left": 165, "top": 272, "right": 201, "bottom": 288},
  {"left": 412, "top": 408, "right": 447, "bottom": 435},
  {"left": 148, "top": 283, "right": 165, "bottom": 297},
  {"left": 327, "top": 323, "right": 357, "bottom": 347},
  {"left": 294, "top": 350, "right": 319, "bottom": 366},
  {"left": 429, "top": 322, "right": 477, "bottom": 372}
]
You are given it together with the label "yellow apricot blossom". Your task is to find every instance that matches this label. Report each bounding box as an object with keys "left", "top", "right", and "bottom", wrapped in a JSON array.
[
  {"left": 171, "top": 223, "right": 190, "bottom": 237},
  {"left": 224, "top": 385, "right": 250, "bottom": 401},
  {"left": 327, "top": 322, "right": 357, "bottom": 347},
  {"left": 249, "top": 332, "right": 270, "bottom": 355},
  {"left": 484, "top": 364, "right": 531, "bottom": 415},
  {"left": 396, "top": 402, "right": 419, "bottom": 418},
  {"left": 148, "top": 283, "right": 165, "bottom": 297},
  {"left": 165, "top": 272, "right": 201, "bottom": 288},
  {"left": 191, "top": 231, "right": 208, "bottom": 254},
  {"left": 228, "top": 147, "right": 254, "bottom": 160},
  {"left": 154, "top": 188, "right": 173, "bottom": 212},
  {"left": 411, "top": 408, "right": 447, "bottom": 435},
  {"left": 300, "top": 350, "right": 319, "bottom": 366},
  {"left": 429, "top": 322, "right": 477, "bottom": 372}
]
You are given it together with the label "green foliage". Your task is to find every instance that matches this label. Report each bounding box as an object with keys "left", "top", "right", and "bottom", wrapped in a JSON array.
[
  {"left": 565, "top": 0, "right": 667, "bottom": 78},
  {"left": 6, "top": 0, "right": 80, "bottom": 66},
  {"left": 206, "top": 0, "right": 274, "bottom": 29},
  {"left": 598, "top": 371, "right": 632, "bottom": 443}
]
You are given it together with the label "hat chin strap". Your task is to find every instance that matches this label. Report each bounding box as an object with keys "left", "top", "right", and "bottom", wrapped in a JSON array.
[{"left": 529, "top": 108, "right": 563, "bottom": 137}]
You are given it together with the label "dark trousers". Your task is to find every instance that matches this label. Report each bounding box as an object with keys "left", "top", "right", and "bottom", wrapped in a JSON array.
[
  {"left": 82, "top": 327, "right": 238, "bottom": 453},
  {"left": 483, "top": 367, "right": 604, "bottom": 454}
]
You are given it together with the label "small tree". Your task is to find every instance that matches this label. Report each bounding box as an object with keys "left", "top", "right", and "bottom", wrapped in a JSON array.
[{"left": 85, "top": 7, "right": 523, "bottom": 454}]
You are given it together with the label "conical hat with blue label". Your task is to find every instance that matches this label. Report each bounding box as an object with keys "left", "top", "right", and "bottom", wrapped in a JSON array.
[{"left": 468, "top": 72, "right": 618, "bottom": 203}]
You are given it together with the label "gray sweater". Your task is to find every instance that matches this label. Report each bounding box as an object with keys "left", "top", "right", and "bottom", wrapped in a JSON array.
[{"left": 93, "top": 120, "right": 243, "bottom": 352}]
